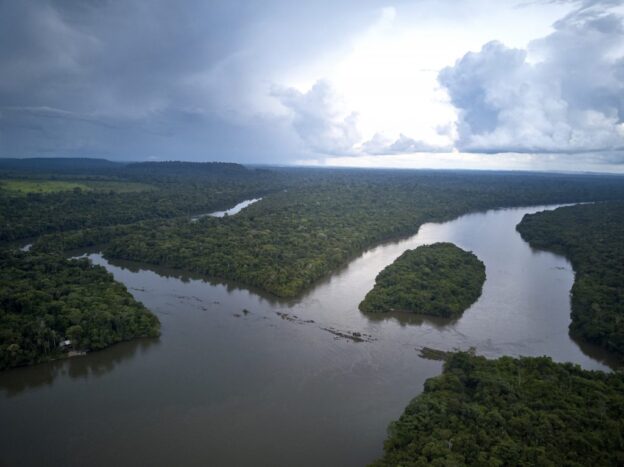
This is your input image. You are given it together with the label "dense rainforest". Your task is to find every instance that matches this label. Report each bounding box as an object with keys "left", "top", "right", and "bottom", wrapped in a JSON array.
[
  {"left": 0, "top": 160, "right": 284, "bottom": 241},
  {"left": 517, "top": 202, "right": 624, "bottom": 357},
  {"left": 18, "top": 166, "right": 624, "bottom": 299},
  {"left": 0, "top": 249, "right": 160, "bottom": 370},
  {"left": 69, "top": 171, "right": 624, "bottom": 298},
  {"left": 359, "top": 243, "right": 485, "bottom": 317},
  {"left": 374, "top": 352, "right": 624, "bottom": 466}
]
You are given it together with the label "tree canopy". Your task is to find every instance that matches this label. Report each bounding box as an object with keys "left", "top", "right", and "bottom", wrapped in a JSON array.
[
  {"left": 360, "top": 243, "right": 485, "bottom": 317},
  {"left": 374, "top": 352, "right": 624, "bottom": 466},
  {"left": 30, "top": 169, "right": 624, "bottom": 299},
  {"left": 0, "top": 250, "right": 160, "bottom": 370}
]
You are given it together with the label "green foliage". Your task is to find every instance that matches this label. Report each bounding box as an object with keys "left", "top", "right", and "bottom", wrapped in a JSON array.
[
  {"left": 359, "top": 243, "right": 485, "bottom": 317},
  {"left": 0, "top": 250, "right": 160, "bottom": 370},
  {"left": 374, "top": 352, "right": 624, "bottom": 466},
  {"left": 4, "top": 163, "right": 624, "bottom": 301},
  {"left": 0, "top": 179, "right": 154, "bottom": 195},
  {"left": 0, "top": 162, "right": 283, "bottom": 242},
  {"left": 97, "top": 170, "right": 624, "bottom": 299},
  {"left": 0, "top": 179, "right": 92, "bottom": 194},
  {"left": 517, "top": 202, "right": 624, "bottom": 357}
]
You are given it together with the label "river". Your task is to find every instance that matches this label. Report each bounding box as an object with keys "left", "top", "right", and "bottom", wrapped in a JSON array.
[
  {"left": 0, "top": 204, "right": 616, "bottom": 467},
  {"left": 190, "top": 198, "right": 262, "bottom": 222}
]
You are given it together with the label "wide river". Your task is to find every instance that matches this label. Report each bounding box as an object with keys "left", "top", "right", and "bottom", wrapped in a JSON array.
[{"left": 0, "top": 204, "right": 617, "bottom": 466}]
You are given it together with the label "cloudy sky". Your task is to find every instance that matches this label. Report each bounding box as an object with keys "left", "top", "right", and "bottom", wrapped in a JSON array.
[{"left": 1, "top": 0, "right": 623, "bottom": 171}]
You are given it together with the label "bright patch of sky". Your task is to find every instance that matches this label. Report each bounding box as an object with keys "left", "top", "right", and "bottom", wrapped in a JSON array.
[{"left": 282, "top": 1, "right": 569, "bottom": 148}]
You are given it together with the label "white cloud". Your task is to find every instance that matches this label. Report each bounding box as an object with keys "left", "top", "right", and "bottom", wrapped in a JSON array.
[
  {"left": 362, "top": 133, "right": 453, "bottom": 155},
  {"left": 271, "top": 80, "right": 361, "bottom": 155},
  {"left": 272, "top": 1, "right": 580, "bottom": 160},
  {"left": 439, "top": 2, "right": 624, "bottom": 158},
  {"left": 272, "top": 79, "right": 455, "bottom": 156}
]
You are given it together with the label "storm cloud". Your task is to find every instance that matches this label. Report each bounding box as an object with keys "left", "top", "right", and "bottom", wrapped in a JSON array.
[
  {"left": 1, "top": 0, "right": 624, "bottom": 168},
  {"left": 0, "top": 0, "right": 384, "bottom": 161}
]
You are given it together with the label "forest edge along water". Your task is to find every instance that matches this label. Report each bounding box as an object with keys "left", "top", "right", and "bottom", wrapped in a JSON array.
[{"left": 0, "top": 203, "right": 618, "bottom": 467}]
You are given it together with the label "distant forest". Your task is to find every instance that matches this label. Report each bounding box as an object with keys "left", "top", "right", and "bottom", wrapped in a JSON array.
[
  {"left": 517, "top": 202, "right": 624, "bottom": 357},
  {"left": 0, "top": 160, "right": 282, "bottom": 242}
]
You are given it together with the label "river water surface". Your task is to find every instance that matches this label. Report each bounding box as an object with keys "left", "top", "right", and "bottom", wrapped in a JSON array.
[
  {"left": 0, "top": 204, "right": 616, "bottom": 466},
  {"left": 190, "top": 197, "right": 262, "bottom": 221}
]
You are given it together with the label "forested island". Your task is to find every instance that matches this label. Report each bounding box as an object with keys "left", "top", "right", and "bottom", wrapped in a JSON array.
[
  {"left": 359, "top": 243, "right": 485, "bottom": 317},
  {"left": 0, "top": 250, "right": 160, "bottom": 370},
  {"left": 374, "top": 352, "right": 624, "bottom": 466},
  {"left": 517, "top": 202, "right": 624, "bottom": 357}
]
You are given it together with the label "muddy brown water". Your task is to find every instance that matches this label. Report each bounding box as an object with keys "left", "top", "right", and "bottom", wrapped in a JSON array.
[{"left": 0, "top": 204, "right": 616, "bottom": 466}]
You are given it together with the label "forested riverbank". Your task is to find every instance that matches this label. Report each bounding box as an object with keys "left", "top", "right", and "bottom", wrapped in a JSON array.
[
  {"left": 95, "top": 172, "right": 624, "bottom": 298},
  {"left": 374, "top": 352, "right": 624, "bottom": 466},
  {"left": 0, "top": 250, "right": 159, "bottom": 370},
  {"left": 3, "top": 162, "right": 624, "bottom": 375},
  {"left": 22, "top": 167, "right": 624, "bottom": 299},
  {"left": 517, "top": 202, "right": 624, "bottom": 358}
]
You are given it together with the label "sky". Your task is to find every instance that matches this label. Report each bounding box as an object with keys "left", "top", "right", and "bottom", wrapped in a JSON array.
[{"left": 1, "top": 0, "right": 623, "bottom": 172}]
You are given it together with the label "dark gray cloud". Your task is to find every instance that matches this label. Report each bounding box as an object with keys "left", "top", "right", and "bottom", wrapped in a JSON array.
[
  {"left": 0, "top": 0, "right": 386, "bottom": 161},
  {"left": 0, "top": 104, "right": 300, "bottom": 162},
  {"left": 3, "top": 0, "right": 624, "bottom": 165},
  {"left": 439, "top": 0, "right": 624, "bottom": 158}
]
